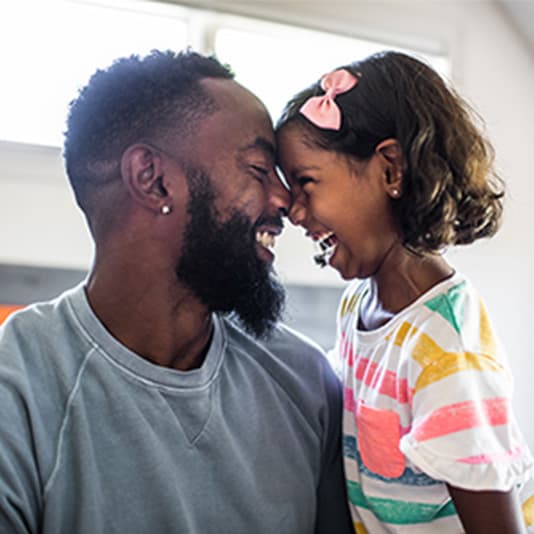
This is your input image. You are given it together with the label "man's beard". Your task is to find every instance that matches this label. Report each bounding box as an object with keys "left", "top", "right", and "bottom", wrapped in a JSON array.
[{"left": 175, "top": 168, "right": 285, "bottom": 338}]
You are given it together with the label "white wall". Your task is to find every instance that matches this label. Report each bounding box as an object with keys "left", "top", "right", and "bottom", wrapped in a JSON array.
[
  {"left": 0, "top": 140, "right": 93, "bottom": 268},
  {"left": 1, "top": 0, "right": 533, "bottom": 448}
]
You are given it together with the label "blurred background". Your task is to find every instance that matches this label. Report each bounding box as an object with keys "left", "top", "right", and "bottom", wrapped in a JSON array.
[{"left": 0, "top": 0, "right": 533, "bottom": 447}]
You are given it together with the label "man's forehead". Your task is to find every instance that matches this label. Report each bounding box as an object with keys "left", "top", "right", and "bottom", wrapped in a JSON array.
[
  {"left": 197, "top": 77, "right": 275, "bottom": 149},
  {"left": 240, "top": 136, "right": 276, "bottom": 163},
  {"left": 200, "top": 77, "right": 264, "bottom": 109}
]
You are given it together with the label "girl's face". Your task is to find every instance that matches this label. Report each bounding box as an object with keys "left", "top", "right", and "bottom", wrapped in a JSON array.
[{"left": 277, "top": 125, "right": 399, "bottom": 280}]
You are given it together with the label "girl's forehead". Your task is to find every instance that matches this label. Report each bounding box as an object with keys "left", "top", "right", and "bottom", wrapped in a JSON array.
[
  {"left": 277, "top": 124, "right": 336, "bottom": 157},
  {"left": 278, "top": 120, "right": 339, "bottom": 153},
  {"left": 276, "top": 124, "right": 316, "bottom": 154},
  {"left": 276, "top": 129, "right": 314, "bottom": 163},
  {"left": 276, "top": 121, "right": 307, "bottom": 139}
]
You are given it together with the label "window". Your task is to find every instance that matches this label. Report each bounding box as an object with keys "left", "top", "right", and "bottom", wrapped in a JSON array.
[
  {"left": 0, "top": 0, "right": 449, "bottom": 148},
  {"left": 0, "top": 0, "right": 188, "bottom": 147},
  {"left": 214, "top": 16, "right": 449, "bottom": 122}
]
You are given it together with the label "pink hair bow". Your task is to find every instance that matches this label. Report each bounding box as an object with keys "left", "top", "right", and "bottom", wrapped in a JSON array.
[{"left": 299, "top": 69, "right": 358, "bottom": 130}]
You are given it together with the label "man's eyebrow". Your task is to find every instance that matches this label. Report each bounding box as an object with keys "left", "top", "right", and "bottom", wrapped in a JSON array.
[{"left": 241, "top": 137, "right": 275, "bottom": 159}]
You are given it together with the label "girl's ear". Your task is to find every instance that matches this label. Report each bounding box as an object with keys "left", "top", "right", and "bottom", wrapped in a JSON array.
[
  {"left": 120, "top": 143, "right": 173, "bottom": 214},
  {"left": 375, "top": 138, "right": 405, "bottom": 199}
]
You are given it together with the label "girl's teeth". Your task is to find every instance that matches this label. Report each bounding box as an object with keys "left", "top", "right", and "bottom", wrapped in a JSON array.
[{"left": 313, "top": 233, "right": 337, "bottom": 267}]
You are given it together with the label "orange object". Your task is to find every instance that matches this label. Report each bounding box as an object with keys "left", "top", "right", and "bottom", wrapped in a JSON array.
[{"left": 0, "top": 304, "right": 24, "bottom": 325}]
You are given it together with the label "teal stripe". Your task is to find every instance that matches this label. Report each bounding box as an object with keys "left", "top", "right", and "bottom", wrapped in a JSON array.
[
  {"left": 424, "top": 281, "right": 466, "bottom": 334},
  {"left": 343, "top": 435, "right": 439, "bottom": 487},
  {"left": 347, "top": 481, "right": 456, "bottom": 525}
]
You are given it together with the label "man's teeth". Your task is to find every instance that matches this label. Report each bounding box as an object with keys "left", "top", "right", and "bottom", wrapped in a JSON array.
[{"left": 256, "top": 231, "right": 275, "bottom": 249}]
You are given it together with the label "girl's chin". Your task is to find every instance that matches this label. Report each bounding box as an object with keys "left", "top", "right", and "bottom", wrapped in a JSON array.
[
  {"left": 336, "top": 266, "right": 357, "bottom": 281},
  {"left": 329, "top": 250, "right": 349, "bottom": 279},
  {"left": 330, "top": 251, "right": 360, "bottom": 281}
]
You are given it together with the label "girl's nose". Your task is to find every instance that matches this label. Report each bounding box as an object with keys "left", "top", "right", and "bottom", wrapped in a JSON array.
[{"left": 288, "top": 198, "right": 306, "bottom": 227}]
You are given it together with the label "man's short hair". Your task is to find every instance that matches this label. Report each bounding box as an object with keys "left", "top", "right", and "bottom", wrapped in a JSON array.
[{"left": 63, "top": 49, "right": 233, "bottom": 211}]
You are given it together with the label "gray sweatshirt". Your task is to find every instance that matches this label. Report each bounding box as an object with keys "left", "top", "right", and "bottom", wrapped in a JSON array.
[{"left": 0, "top": 284, "right": 352, "bottom": 533}]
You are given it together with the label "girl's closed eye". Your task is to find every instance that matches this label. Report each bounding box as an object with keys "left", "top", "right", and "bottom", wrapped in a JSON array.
[{"left": 296, "top": 175, "right": 316, "bottom": 189}]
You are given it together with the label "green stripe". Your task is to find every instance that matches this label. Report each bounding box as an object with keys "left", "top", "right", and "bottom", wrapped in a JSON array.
[
  {"left": 424, "top": 281, "right": 466, "bottom": 334},
  {"left": 347, "top": 481, "right": 457, "bottom": 525}
]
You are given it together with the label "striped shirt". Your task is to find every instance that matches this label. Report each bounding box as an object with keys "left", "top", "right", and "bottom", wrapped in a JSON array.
[{"left": 335, "top": 272, "right": 534, "bottom": 533}]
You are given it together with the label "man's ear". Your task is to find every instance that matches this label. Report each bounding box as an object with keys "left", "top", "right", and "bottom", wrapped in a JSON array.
[
  {"left": 375, "top": 138, "right": 405, "bottom": 199},
  {"left": 120, "top": 144, "right": 172, "bottom": 214}
]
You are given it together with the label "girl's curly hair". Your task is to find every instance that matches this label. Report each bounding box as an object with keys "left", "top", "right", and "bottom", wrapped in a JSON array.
[{"left": 276, "top": 51, "right": 504, "bottom": 254}]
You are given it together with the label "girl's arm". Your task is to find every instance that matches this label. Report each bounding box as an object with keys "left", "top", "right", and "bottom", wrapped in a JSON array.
[{"left": 448, "top": 484, "right": 526, "bottom": 533}]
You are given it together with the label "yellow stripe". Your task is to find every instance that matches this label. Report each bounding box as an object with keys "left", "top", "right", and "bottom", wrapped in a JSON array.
[
  {"left": 479, "top": 300, "right": 497, "bottom": 355},
  {"left": 354, "top": 522, "right": 369, "bottom": 534},
  {"left": 389, "top": 320, "right": 503, "bottom": 394},
  {"left": 415, "top": 351, "right": 504, "bottom": 393},
  {"left": 387, "top": 321, "right": 417, "bottom": 346},
  {"left": 340, "top": 293, "right": 361, "bottom": 317},
  {"left": 388, "top": 322, "right": 448, "bottom": 368},
  {"left": 411, "top": 331, "right": 447, "bottom": 368},
  {"left": 383, "top": 307, "right": 505, "bottom": 394},
  {"left": 522, "top": 494, "right": 534, "bottom": 527}
]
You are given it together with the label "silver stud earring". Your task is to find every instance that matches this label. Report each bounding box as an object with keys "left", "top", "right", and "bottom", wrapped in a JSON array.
[
  {"left": 161, "top": 205, "right": 171, "bottom": 215},
  {"left": 391, "top": 188, "right": 400, "bottom": 198}
]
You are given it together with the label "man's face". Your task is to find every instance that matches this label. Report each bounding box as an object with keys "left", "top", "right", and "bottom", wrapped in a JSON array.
[
  {"left": 174, "top": 79, "right": 290, "bottom": 337},
  {"left": 176, "top": 168, "right": 285, "bottom": 338}
]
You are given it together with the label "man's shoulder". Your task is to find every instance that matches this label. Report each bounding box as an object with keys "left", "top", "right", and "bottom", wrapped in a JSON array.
[
  {"left": 221, "top": 316, "right": 338, "bottom": 389},
  {"left": 0, "top": 285, "right": 82, "bottom": 344},
  {"left": 224, "top": 316, "right": 326, "bottom": 361},
  {"left": 221, "top": 316, "right": 342, "bottom": 434},
  {"left": 268, "top": 321, "right": 327, "bottom": 356},
  {"left": 0, "top": 284, "right": 89, "bottom": 388}
]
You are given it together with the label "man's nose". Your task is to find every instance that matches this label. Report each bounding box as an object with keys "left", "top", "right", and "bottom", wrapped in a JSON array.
[{"left": 266, "top": 173, "right": 291, "bottom": 216}]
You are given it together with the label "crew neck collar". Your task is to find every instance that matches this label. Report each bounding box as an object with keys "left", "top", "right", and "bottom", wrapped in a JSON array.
[{"left": 67, "top": 284, "right": 226, "bottom": 390}]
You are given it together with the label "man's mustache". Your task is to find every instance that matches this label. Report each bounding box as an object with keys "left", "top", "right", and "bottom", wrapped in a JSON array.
[{"left": 254, "top": 215, "right": 285, "bottom": 233}]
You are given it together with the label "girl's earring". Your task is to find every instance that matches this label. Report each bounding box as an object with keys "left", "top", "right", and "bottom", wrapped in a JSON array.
[
  {"left": 161, "top": 205, "right": 172, "bottom": 215},
  {"left": 391, "top": 188, "right": 400, "bottom": 198}
]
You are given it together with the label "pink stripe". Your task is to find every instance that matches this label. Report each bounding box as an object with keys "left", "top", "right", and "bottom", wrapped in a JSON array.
[
  {"left": 400, "top": 425, "right": 411, "bottom": 437},
  {"left": 339, "top": 333, "right": 354, "bottom": 367},
  {"left": 413, "top": 397, "right": 509, "bottom": 442},
  {"left": 344, "top": 387, "right": 355, "bottom": 412},
  {"left": 459, "top": 446, "right": 523, "bottom": 465},
  {"left": 349, "top": 357, "right": 412, "bottom": 404},
  {"left": 344, "top": 387, "right": 412, "bottom": 437}
]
